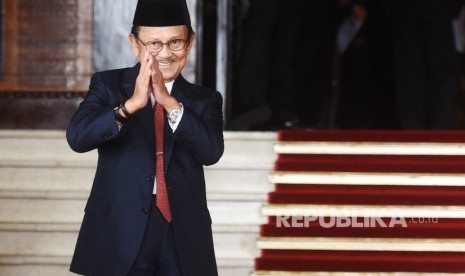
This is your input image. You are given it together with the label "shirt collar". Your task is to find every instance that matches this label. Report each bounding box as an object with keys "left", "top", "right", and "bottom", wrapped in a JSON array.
[{"left": 165, "top": 80, "right": 174, "bottom": 94}]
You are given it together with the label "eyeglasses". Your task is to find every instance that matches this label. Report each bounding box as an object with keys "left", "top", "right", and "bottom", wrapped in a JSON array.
[{"left": 136, "top": 37, "right": 187, "bottom": 53}]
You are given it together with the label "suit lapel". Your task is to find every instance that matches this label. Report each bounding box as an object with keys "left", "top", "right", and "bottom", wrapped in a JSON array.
[
  {"left": 163, "top": 75, "right": 195, "bottom": 174},
  {"left": 121, "top": 64, "right": 155, "bottom": 154},
  {"left": 120, "top": 63, "right": 139, "bottom": 100}
]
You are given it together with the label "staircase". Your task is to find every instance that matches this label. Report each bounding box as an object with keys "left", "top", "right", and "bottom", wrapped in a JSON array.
[
  {"left": 0, "top": 130, "right": 276, "bottom": 276},
  {"left": 253, "top": 130, "right": 465, "bottom": 275}
]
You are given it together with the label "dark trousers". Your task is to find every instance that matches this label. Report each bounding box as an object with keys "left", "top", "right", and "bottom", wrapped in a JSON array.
[
  {"left": 127, "top": 198, "right": 181, "bottom": 276},
  {"left": 392, "top": 20, "right": 459, "bottom": 129},
  {"left": 235, "top": 0, "right": 280, "bottom": 112}
]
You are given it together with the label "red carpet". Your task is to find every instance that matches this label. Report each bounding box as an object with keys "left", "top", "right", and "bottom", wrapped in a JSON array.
[
  {"left": 256, "top": 250, "right": 465, "bottom": 273},
  {"left": 254, "top": 130, "right": 465, "bottom": 274},
  {"left": 276, "top": 154, "right": 465, "bottom": 173},
  {"left": 279, "top": 130, "right": 465, "bottom": 142},
  {"left": 269, "top": 184, "right": 465, "bottom": 205},
  {"left": 262, "top": 217, "right": 465, "bottom": 238}
]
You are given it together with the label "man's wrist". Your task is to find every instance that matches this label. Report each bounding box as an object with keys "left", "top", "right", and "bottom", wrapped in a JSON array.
[
  {"left": 120, "top": 102, "right": 132, "bottom": 118},
  {"left": 164, "top": 97, "right": 182, "bottom": 114},
  {"left": 123, "top": 99, "right": 138, "bottom": 115}
]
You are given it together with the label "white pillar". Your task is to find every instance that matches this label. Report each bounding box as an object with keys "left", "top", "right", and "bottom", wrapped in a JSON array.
[{"left": 216, "top": 0, "right": 231, "bottom": 120}]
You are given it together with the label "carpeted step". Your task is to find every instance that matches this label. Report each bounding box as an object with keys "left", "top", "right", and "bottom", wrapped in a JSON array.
[
  {"left": 276, "top": 154, "right": 465, "bottom": 173},
  {"left": 279, "top": 130, "right": 465, "bottom": 143},
  {"left": 269, "top": 184, "right": 465, "bottom": 205},
  {"left": 261, "top": 217, "right": 465, "bottom": 239},
  {"left": 256, "top": 250, "right": 465, "bottom": 273},
  {"left": 255, "top": 130, "right": 465, "bottom": 274}
]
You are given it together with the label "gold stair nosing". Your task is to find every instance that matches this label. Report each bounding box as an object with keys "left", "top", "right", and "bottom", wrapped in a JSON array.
[
  {"left": 269, "top": 171, "right": 465, "bottom": 186},
  {"left": 274, "top": 141, "right": 465, "bottom": 156},
  {"left": 257, "top": 237, "right": 465, "bottom": 252},
  {"left": 252, "top": 271, "right": 465, "bottom": 276}
]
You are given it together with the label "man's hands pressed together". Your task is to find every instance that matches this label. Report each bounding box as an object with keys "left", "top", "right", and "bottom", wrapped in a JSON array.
[{"left": 123, "top": 51, "right": 181, "bottom": 117}]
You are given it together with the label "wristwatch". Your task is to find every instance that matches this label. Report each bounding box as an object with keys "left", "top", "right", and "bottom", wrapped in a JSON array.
[
  {"left": 114, "top": 105, "right": 126, "bottom": 131},
  {"left": 168, "top": 103, "right": 183, "bottom": 124}
]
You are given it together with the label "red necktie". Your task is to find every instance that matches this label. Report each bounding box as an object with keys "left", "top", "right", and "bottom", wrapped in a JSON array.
[{"left": 154, "top": 103, "right": 172, "bottom": 222}]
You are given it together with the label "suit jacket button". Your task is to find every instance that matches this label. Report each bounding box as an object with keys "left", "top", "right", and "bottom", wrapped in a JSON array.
[
  {"left": 147, "top": 175, "right": 154, "bottom": 182},
  {"left": 142, "top": 208, "right": 149, "bottom": 214}
]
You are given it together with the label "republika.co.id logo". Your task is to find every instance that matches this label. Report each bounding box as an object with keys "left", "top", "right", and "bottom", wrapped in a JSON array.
[{"left": 276, "top": 216, "right": 439, "bottom": 228}]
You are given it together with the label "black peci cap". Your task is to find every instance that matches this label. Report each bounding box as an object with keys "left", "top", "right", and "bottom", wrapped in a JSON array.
[{"left": 132, "top": 0, "right": 191, "bottom": 27}]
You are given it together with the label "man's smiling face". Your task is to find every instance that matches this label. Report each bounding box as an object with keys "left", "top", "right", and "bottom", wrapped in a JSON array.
[{"left": 130, "top": 25, "right": 195, "bottom": 82}]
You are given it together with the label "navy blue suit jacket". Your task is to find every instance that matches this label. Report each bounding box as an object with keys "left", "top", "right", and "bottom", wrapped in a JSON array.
[{"left": 67, "top": 64, "right": 224, "bottom": 276}]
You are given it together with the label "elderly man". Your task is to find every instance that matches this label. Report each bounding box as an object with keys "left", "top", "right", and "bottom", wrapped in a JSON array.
[{"left": 66, "top": 0, "right": 224, "bottom": 275}]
